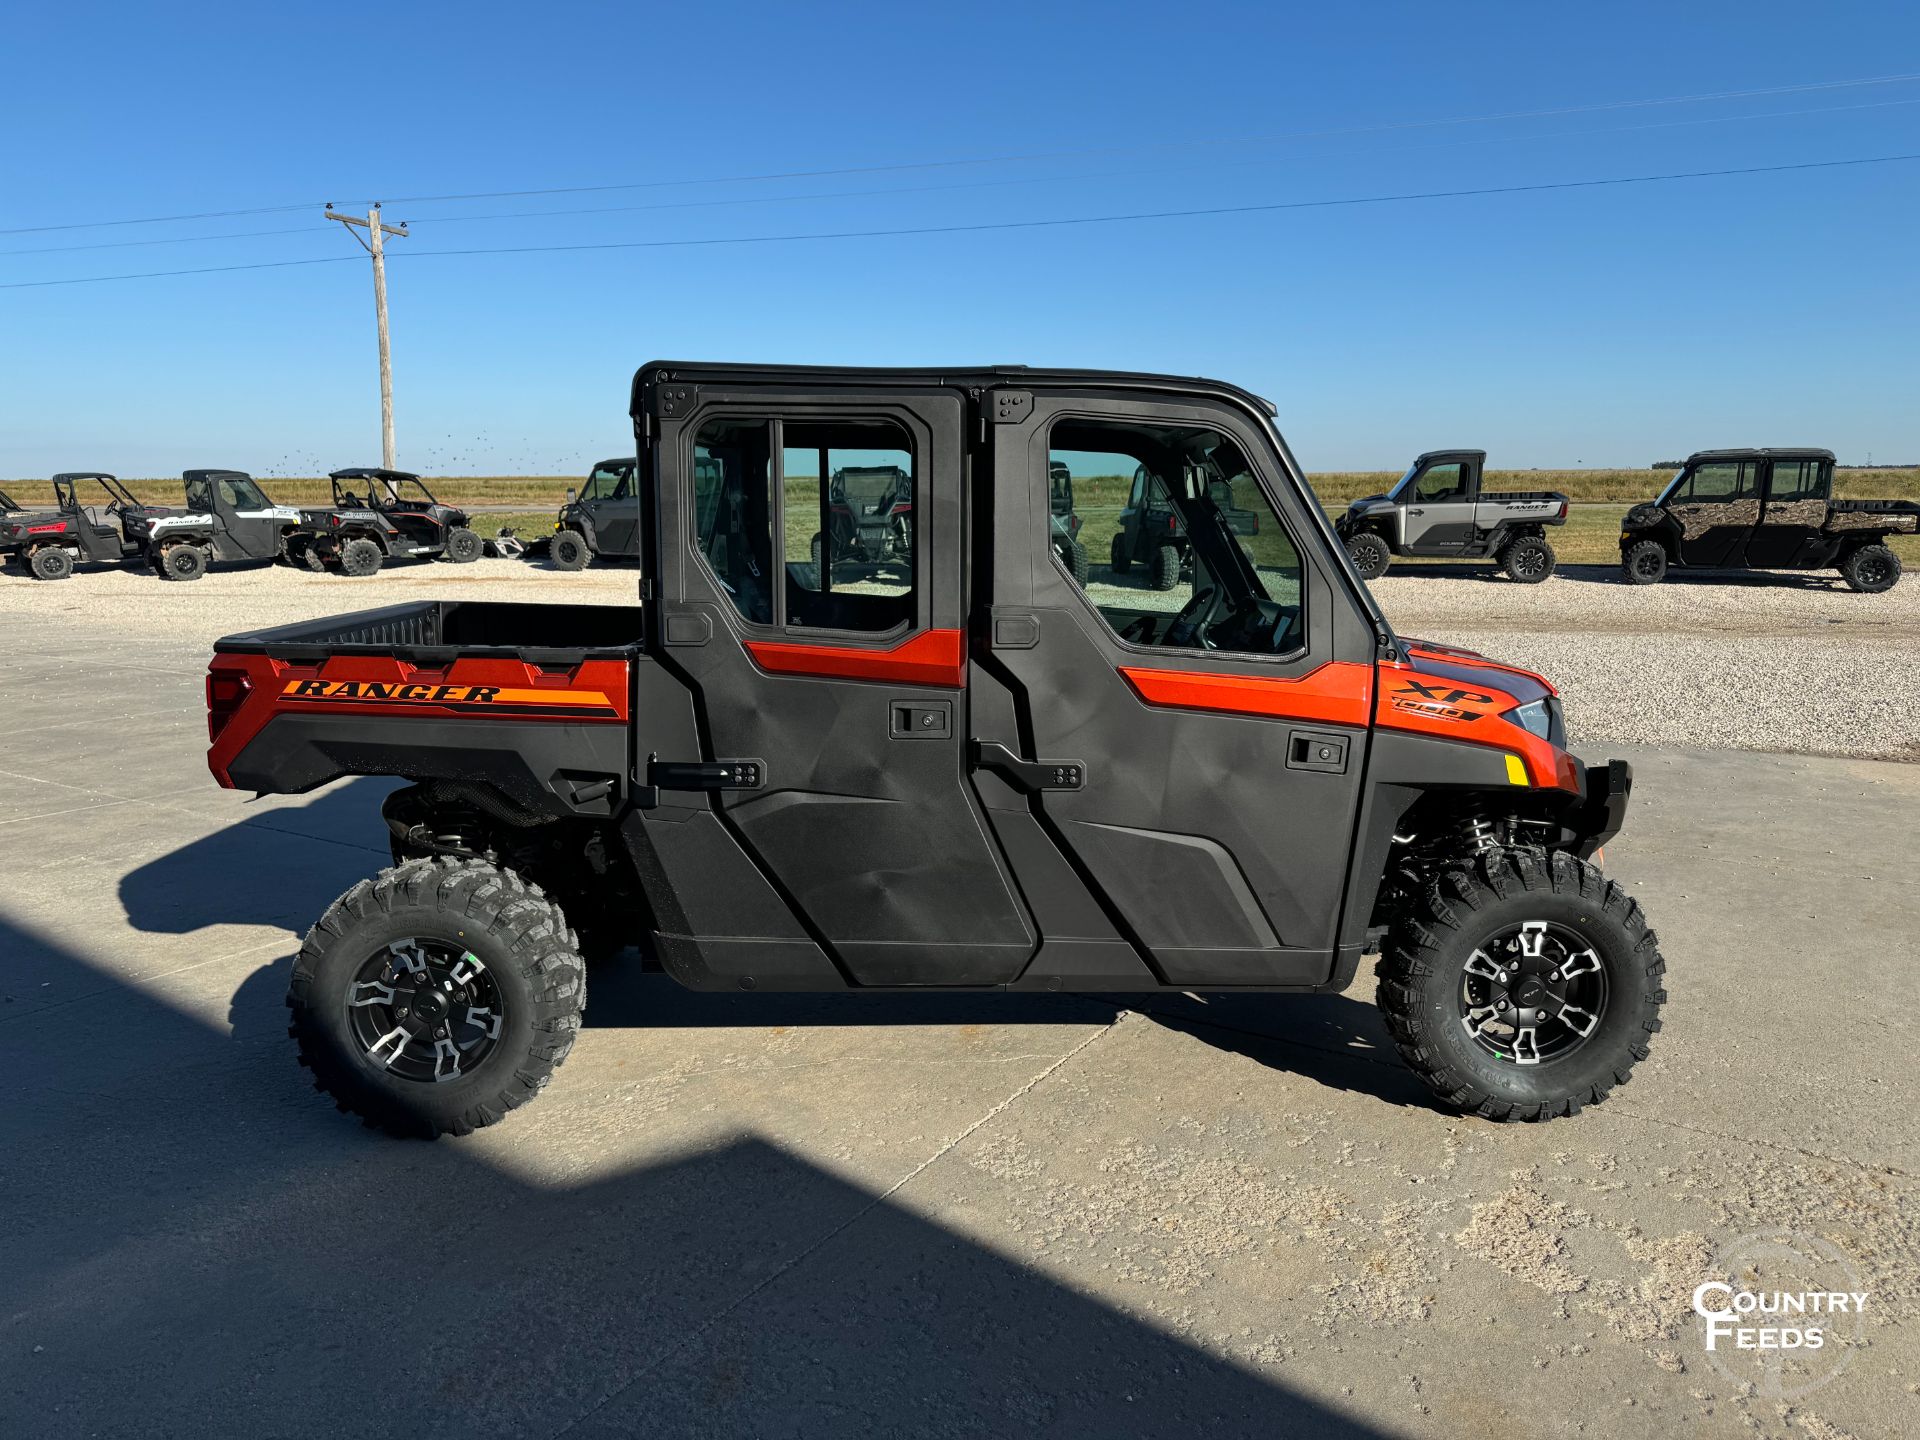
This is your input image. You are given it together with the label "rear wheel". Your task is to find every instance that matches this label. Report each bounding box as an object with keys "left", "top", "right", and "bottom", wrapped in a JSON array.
[
  {"left": 1054, "top": 536, "right": 1090, "bottom": 587},
  {"left": 1108, "top": 532, "right": 1133, "bottom": 575},
  {"left": 809, "top": 532, "right": 828, "bottom": 583},
  {"left": 1621, "top": 539, "right": 1667, "bottom": 585},
  {"left": 28, "top": 545, "right": 74, "bottom": 581},
  {"left": 1501, "top": 535, "right": 1555, "bottom": 584},
  {"left": 1151, "top": 541, "right": 1181, "bottom": 592},
  {"left": 159, "top": 543, "right": 207, "bottom": 582},
  {"left": 287, "top": 858, "right": 585, "bottom": 1138},
  {"left": 551, "top": 529, "right": 591, "bottom": 571},
  {"left": 444, "top": 527, "right": 483, "bottom": 564},
  {"left": 1840, "top": 543, "right": 1900, "bottom": 594},
  {"left": 339, "top": 537, "right": 383, "bottom": 577},
  {"left": 1345, "top": 531, "right": 1391, "bottom": 581},
  {"left": 1376, "top": 848, "right": 1666, "bottom": 1121}
]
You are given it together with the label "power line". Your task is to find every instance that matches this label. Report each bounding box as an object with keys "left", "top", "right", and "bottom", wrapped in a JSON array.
[
  {"left": 6, "top": 150, "right": 1915, "bottom": 292},
  {"left": 379, "top": 70, "right": 1920, "bottom": 205},
  {"left": 8, "top": 68, "right": 1919, "bottom": 239},
  {"left": 13, "top": 91, "right": 1920, "bottom": 262}
]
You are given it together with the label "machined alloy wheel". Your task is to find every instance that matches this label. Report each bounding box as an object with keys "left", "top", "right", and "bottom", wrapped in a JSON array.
[
  {"left": 1458, "top": 920, "right": 1607, "bottom": 1065},
  {"left": 1345, "top": 531, "right": 1391, "bottom": 581},
  {"left": 288, "top": 857, "right": 585, "bottom": 1137},
  {"left": 1501, "top": 536, "right": 1555, "bottom": 584},
  {"left": 1376, "top": 847, "right": 1666, "bottom": 1121}
]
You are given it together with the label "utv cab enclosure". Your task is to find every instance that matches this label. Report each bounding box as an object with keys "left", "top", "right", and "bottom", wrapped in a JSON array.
[
  {"left": 291, "top": 468, "right": 483, "bottom": 576},
  {"left": 205, "top": 362, "right": 1665, "bottom": 1138},
  {"left": 549, "top": 457, "right": 641, "bottom": 570},
  {"left": 1335, "top": 450, "right": 1569, "bottom": 583},
  {"left": 1620, "top": 448, "right": 1917, "bottom": 592},
  {"left": 1, "top": 473, "right": 147, "bottom": 580},
  {"left": 125, "top": 469, "right": 303, "bottom": 582}
]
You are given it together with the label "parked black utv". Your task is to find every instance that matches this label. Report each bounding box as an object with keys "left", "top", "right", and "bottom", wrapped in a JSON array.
[
  {"left": 1109, "top": 463, "right": 1259, "bottom": 590},
  {"left": 0, "top": 473, "right": 149, "bottom": 580},
  {"left": 119, "top": 470, "right": 303, "bottom": 580},
  {"left": 1048, "top": 460, "right": 1089, "bottom": 585},
  {"left": 549, "top": 458, "right": 641, "bottom": 570},
  {"left": 291, "top": 469, "right": 483, "bottom": 576}
]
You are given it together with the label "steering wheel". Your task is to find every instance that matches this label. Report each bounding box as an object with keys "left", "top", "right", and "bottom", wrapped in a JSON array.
[{"left": 1163, "top": 585, "right": 1221, "bottom": 649}]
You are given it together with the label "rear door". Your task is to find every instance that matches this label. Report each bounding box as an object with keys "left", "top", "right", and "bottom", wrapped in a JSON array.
[
  {"left": 639, "top": 380, "right": 1033, "bottom": 986},
  {"left": 979, "top": 388, "right": 1376, "bottom": 987},
  {"left": 1745, "top": 456, "right": 1830, "bottom": 567},
  {"left": 1666, "top": 459, "right": 1759, "bottom": 565}
]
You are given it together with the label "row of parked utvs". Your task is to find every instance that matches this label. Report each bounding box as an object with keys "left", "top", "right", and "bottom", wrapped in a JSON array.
[{"left": 0, "top": 467, "right": 489, "bottom": 581}]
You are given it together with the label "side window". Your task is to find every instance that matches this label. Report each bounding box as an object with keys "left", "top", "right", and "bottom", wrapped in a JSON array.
[
  {"left": 1048, "top": 419, "right": 1305, "bottom": 656},
  {"left": 1414, "top": 463, "right": 1464, "bottom": 503},
  {"left": 1682, "top": 462, "right": 1746, "bottom": 501},
  {"left": 223, "top": 477, "right": 268, "bottom": 509},
  {"left": 691, "top": 418, "right": 774, "bottom": 626},
  {"left": 1769, "top": 460, "right": 1828, "bottom": 503},
  {"left": 186, "top": 478, "right": 212, "bottom": 510},
  {"left": 780, "top": 421, "right": 915, "bottom": 632}
]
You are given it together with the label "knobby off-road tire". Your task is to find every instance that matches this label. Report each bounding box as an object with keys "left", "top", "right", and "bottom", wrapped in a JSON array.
[
  {"left": 1108, "top": 533, "right": 1133, "bottom": 575},
  {"left": 1621, "top": 539, "right": 1667, "bottom": 585},
  {"left": 338, "top": 537, "right": 384, "bottom": 577},
  {"left": 1054, "top": 536, "right": 1090, "bottom": 587},
  {"left": 1376, "top": 847, "right": 1666, "bottom": 1122},
  {"left": 288, "top": 857, "right": 586, "bottom": 1138},
  {"left": 159, "top": 543, "right": 207, "bottom": 582},
  {"left": 1840, "top": 543, "right": 1900, "bottom": 594},
  {"left": 1501, "top": 535, "right": 1555, "bottom": 584},
  {"left": 29, "top": 546, "right": 74, "bottom": 581},
  {"left": 1345, "top": 531, "right": 1391, "bottom": 581},
  {"left": 1151, "top": 541, "right": 1182, "bottom": 592},
  {"left": 444, "top": 527, "right": 483, "bottom": 564},
  {"left": 551, "top": 529, "right": 591, "bottom": 572}
]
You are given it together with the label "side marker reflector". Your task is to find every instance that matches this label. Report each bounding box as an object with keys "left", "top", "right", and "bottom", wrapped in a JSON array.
[{"left": 1504, "top": 753, "right": 1529, "bottom": 786}]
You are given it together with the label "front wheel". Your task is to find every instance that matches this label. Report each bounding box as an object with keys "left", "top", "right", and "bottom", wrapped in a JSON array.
[
  {"left": 1376, "top": 848, "right": 1666, "bottom": 1121},
  {"left": 1621, "top": 539, "right": 1667, "bottom": 585},
  {"left": 1501, "top": 534, "right": 1555, "bottom": 583},
  {"left": 1840, "top": 543, "right": 1900, "bottom": 594},
  {"left": 443, "top": 527, "right": 483, "bottom": 564},
  {"left": 287, "top": 858, "right": 586, "bottom": 1138},
  {"left": 1345, "top": 531, "right": 1391, "bottom": 581},
  {"left": 28, "top": 545, "right": 75, "bottom": 581},
  {"left": 550, "top": 529, "right": 591, "bottom": 571}
]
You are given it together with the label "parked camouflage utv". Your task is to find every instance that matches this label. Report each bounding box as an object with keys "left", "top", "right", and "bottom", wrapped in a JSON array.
[
  {"left": 1335, "top": 450, "right": 1569, "bottom": 583},
  {"left": 1619, "top": 449, "right": 1918, "bottom": 592},
  {"left": 290, "top": 469, "right": 483, "bottom": 576},
  {"left": 0, "top": 473, "right": 149, "bottom": 580}
]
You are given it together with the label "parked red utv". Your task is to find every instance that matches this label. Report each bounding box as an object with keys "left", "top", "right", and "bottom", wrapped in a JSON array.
[
  {"left": 204, "top": 362, "right": 1665, "bottom": 1138},
  {"left": 0, "top": 473, "right": 148, "bottom": 580}
]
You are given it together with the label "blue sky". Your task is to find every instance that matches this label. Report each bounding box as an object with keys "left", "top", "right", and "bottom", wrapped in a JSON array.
[{"left": 4, "top": 1, "right": 1918, "bottom": 477}]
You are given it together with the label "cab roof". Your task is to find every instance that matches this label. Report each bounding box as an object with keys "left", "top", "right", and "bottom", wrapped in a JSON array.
[
  {"left": 631, "top": 361, "right": 1279, "bottom": 418},
  {"left": 1411, "top": 449, "right": 1486, "bottom": 467},
  {"left": 330, "top": 467, "right": 421, "bottom": 482},
  {"left": 183, "top": 469, "right": 254, "bottom": 483},
  {"left": 1684, "top": 448, "right": 1835, "bottom": 463},
  {"left": 51, "top": 471, "right": 117, "bottom": 482}
]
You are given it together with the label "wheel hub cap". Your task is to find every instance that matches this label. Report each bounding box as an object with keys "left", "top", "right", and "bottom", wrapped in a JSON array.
[{"left": 1459, "top": 920, "right": 1608, "bottom": 1066}]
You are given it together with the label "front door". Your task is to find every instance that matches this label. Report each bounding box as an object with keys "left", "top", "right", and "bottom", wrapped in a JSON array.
[
  {"left": 206, "top": 475, "right": 287, "bottom": 561},
  {"left": 584, "top": 462, "right": 641, "bottom": 558},
  {"left": 981, "top": 391, "right": 1375, "bottom": 987},
  {"left": 1666, "top": 459, "right": 1759, "bottom": 566},
  {"left": 1400, "top": 458, "right": 1477, "bottom": 553},
  {"left": 640, "top": 383, "right": 1034, "bottom": 986},
  {"left": 1745, "top": 456, "right": 1830, "bottom": 568}
]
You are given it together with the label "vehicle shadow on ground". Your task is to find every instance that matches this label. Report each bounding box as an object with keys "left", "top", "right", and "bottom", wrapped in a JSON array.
[
  {"left": 124, "top": 779, "right": 1433, "bottom": 1117},
  {"left": 0, "top": 909, "right": 1394, "bottom": 1439},
  {"left": 1378, "top": 560, "right": 1853, "bottom": 590}
]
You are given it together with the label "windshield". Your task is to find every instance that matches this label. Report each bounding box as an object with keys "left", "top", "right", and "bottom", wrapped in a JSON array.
[{"left": 1654, "top": 465, "right": 1691, "bottom": 505}]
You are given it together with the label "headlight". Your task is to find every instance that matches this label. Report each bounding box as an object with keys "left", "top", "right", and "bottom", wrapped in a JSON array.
[{"left": 1508, "top": 698, "right": 1554, "bottom": 740}]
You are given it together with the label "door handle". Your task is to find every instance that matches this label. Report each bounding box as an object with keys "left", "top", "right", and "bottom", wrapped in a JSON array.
[
  {"left": 1286, "top": 729, "right": 1349, "bottom": 774},
  {"left": 1408, "top": 507, "right": 1424, "bottom": 516},
  {"left": 972, "top": 741, "right": 1085, "bottom": 792}
]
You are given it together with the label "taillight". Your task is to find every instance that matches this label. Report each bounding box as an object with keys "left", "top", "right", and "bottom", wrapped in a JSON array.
[
  {"left": 1167, "top": 514, "right": 1177, "bottom": 534},
  {"left": 206, "top": 670, "right": 251, "bottom": 742},
  {"left": 1558, "top": 500, "right": 1569, "bottom": 520}
]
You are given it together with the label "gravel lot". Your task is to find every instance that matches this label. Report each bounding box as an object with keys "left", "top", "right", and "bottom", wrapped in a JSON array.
[{"left": 2, "top": 553, "right": 1911, "bottom": 760}]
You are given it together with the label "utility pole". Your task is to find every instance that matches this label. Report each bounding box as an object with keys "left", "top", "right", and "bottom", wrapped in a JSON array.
[{"left": 325, "top": 202, "right": 409, "bottom": 468}]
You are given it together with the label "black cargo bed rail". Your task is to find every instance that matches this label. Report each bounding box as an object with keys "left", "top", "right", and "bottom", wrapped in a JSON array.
[{"left": 213, "top": 600, "right": 643, "bottom": 668}]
